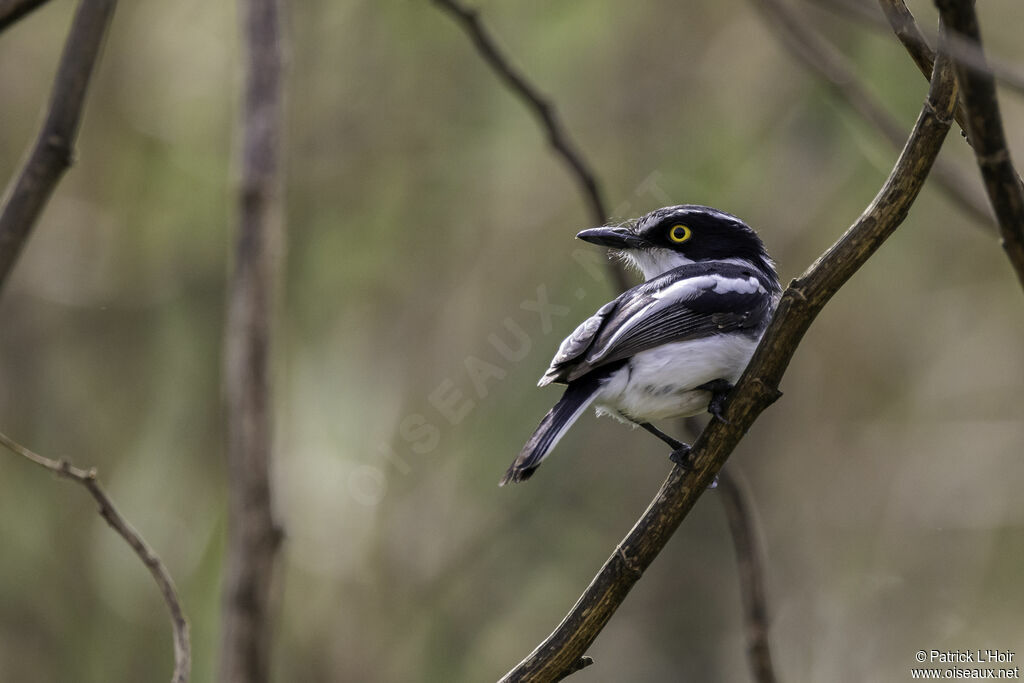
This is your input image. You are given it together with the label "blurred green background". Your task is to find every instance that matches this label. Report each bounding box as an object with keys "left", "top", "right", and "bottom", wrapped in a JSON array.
[{"left": 1, "top": 0, "right": 1022, "bottom": 681}]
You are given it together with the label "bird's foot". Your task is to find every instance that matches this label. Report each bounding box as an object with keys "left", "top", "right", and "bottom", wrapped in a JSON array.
[
  {"left": 669, "top": 446, "right": 718, "bottom": 486},
  {"left": 698, "top": 379, "right": 734, "bottom": 424},
  {"left": 669, "top": 443, "right": 694, "bottom": 470}
]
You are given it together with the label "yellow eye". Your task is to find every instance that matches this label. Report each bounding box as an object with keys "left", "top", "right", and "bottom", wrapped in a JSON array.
[{"left": 669, "top": 224, "right": 692, "bottom": 243}]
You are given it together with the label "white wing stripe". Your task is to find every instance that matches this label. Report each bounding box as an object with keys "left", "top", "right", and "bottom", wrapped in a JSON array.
[
  {"left": 650, "top": 274, "right": 717, "bottom": 301},
  {"left": 712, "top": 274, "right": 764, "bottom": 295}
]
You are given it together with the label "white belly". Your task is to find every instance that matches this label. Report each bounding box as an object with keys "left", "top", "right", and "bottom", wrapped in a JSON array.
[{"left": 594, "top": 334, "right": 760, "bottom": 421}]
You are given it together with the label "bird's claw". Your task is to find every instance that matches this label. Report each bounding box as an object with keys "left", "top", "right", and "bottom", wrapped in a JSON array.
[
  {"left": 708, "top": 395, "right": 730, "bottom": 424},
  {"left": 698, "top": 379, "right": 734, "bottom": 424},
  {"left": 670, "top": 447, "right": 718, "bottom": 488},
  {"left": 669, "top": 444, "right": 694, "bottom": 470}
]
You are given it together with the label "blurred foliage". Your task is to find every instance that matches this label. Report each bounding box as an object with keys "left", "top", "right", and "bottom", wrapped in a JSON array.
[{"left": 1, "top": 0, "right": 1023, "bottom": 681}]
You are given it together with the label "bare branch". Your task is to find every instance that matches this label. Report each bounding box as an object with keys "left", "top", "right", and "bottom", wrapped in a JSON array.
[
  {"left": 551, "top": 656, "right": 593, "bottom": 682},
  {"left": 0, "top": 0, "right": 53, "bottom": 32},
  {"left": 753, "top": 0, "right": 992, "bottom": 228},
  {"left": 813, "top": 0, "right": 1024, "bottom": 95},
  {"left": 431, "top": 0, "right": 629, "bottom": 291},
  {"left": 934, "top": 0, "right": 1024, "bottom": 293},
  {"left": 500, "top": 43, "right": 958, "bottom": 683},
  {"left": 876, "top": 0, "right": 937, "bottom": 81},
  {"left": 0, "top": 430, "right": 191, "bottom": 683},
  {"left": 876, "top": 0, "right": 976, "bottom": 150},
  {"left": 218, "top": 0, "right": 286, "bottom": 680},
  {"left": 0, "top": 0, "right": 116, "bottom": 294},
  {"left": 718, "top": 469, "right": 776, "bottom": 683}
]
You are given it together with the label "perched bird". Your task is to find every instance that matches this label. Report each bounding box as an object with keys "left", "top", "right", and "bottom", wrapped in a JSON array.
[{"left": 500, "top": 205, "right": 781, "bottom": 485}]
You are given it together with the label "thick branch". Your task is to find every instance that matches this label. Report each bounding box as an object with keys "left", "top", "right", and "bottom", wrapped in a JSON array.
[
  {"left": 0, "top": 431, "right": 190, "bottom": 683},
  {"left": 0, "top": 0, "right": 53, "bottom": 32},
  {"left": 934, "top": 0, "right": 1024, "bottom": 293},
  {"left": 0, "top": 0, "right": 116, "bottom": 294},
  {"left": 718, "top": 469, "right": 776, "bottom": 683},
  {"left": 431, "top": 0, "right": 629, "bottom": 291},
  {"left": 755, "top": 0, "right": 991, "bottom": 228},
  {"left": 500, "top": 43, "right": 957, "bottom": 683},
  {"left": 218, "top": 0, "right": 286, "bottom": 680}
]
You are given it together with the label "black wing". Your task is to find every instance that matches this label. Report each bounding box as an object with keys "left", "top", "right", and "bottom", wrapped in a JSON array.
[{"left": 539, "top": 262, "right": 775, "bottom": 385}]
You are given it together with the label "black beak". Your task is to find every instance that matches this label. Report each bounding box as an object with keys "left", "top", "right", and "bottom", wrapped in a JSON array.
[{"left": 575, "top": 226, "right": 647, "bottom": 249}]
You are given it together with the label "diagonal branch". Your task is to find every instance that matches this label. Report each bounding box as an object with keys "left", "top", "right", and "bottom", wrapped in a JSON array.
[
  {"left": 0, "top": 430, "right": 190, "bottom": 683},
  {"left": 0, "top": 0, "right": 54, "bottom": 32},
  {"left": 0, "top": 0, "right": 116, "bottom": 294},
  {"left": 754, "top": 0, "right": 991, "bottom": 228},
  {"left": 876, "top": 1, "right": 974, "bottom": 150},
  {"left": 218, "top": 0, "right": 286, "bottom": 680},
  {"left": 500, "top": 40, "right": 958, "bottom": 683},
  {"left": 431, "top": 0, "right": 629, "bottom": 291},
  {"left": 876, "top": 0, "right": 939, "bottom": 84},
  {"left": 933, "top": 0, "right": 1024, "bottom": 293}
]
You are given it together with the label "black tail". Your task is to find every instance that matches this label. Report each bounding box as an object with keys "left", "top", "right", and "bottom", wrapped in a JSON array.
[{"left": 500, "top": 376, "right": 602, "bottom": 486}]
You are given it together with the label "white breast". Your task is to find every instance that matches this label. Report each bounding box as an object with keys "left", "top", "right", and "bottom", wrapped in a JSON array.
[{"left": 594, "top": 333, "right": 760, "bottom": 421}]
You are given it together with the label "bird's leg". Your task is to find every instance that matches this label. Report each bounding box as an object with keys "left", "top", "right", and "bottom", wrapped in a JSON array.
[
  {"left": 637, "top": 422, "right": 693, "bottom": 469},
  {"left": 697, "top": 379, "right": 734, "bottom": 424}
]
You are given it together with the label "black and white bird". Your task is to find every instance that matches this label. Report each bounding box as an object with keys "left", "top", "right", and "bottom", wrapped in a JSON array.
[{"left": 500, "top": 205, "right": 781, "bottom": 485}]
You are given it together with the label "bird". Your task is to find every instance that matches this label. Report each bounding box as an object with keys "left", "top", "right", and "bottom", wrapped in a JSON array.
[{"left": 500, "top": 205, "right": 781, "bottom": 486}]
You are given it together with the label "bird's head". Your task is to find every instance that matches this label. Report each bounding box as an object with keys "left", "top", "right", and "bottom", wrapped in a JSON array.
[{"left": 577, "top": 205, "right": 777, "bottom": 283}]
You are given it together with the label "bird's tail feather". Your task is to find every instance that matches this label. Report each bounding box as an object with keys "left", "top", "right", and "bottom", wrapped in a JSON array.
[{"left": 500, "top": 377, "right": 602, "bottom": 486}]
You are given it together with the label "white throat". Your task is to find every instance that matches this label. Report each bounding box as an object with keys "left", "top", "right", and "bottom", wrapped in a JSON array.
[{"left": 617, "top": 248, "right": 694, "bottom": 280}]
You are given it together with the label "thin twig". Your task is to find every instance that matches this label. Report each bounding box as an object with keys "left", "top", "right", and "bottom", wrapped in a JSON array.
[
  {"left": 0, "top": 430, "right": 191, "bottom": 683},
  {"left": 218, "top": 0, "right": 286, "bottom": 680},
  {"left": 875, "top": 1, "right": 970, "bottom": 145},
  {"left": 754, "top": 0, "right": 991, "bottom": 228},
  {"left": 934, "top": 0, "right": 1024, "bottom": 293},
  {"left": 718, "top": 469, "right": 776, "bottom": 683},
  {"left": 500, "top": 42, "right": 957, "bottom": 683},
  {"left": 876, "top": 0, "right": 937, "bottom": 81},
  {"left": 0, "top": 0, "right": 53, "bottom": 32},
  {"left": 431, "top": 0, "right": 629, "bottom": 291},
  {"left": 0, "top": 0, "right": 116, "bottom": 294}
]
